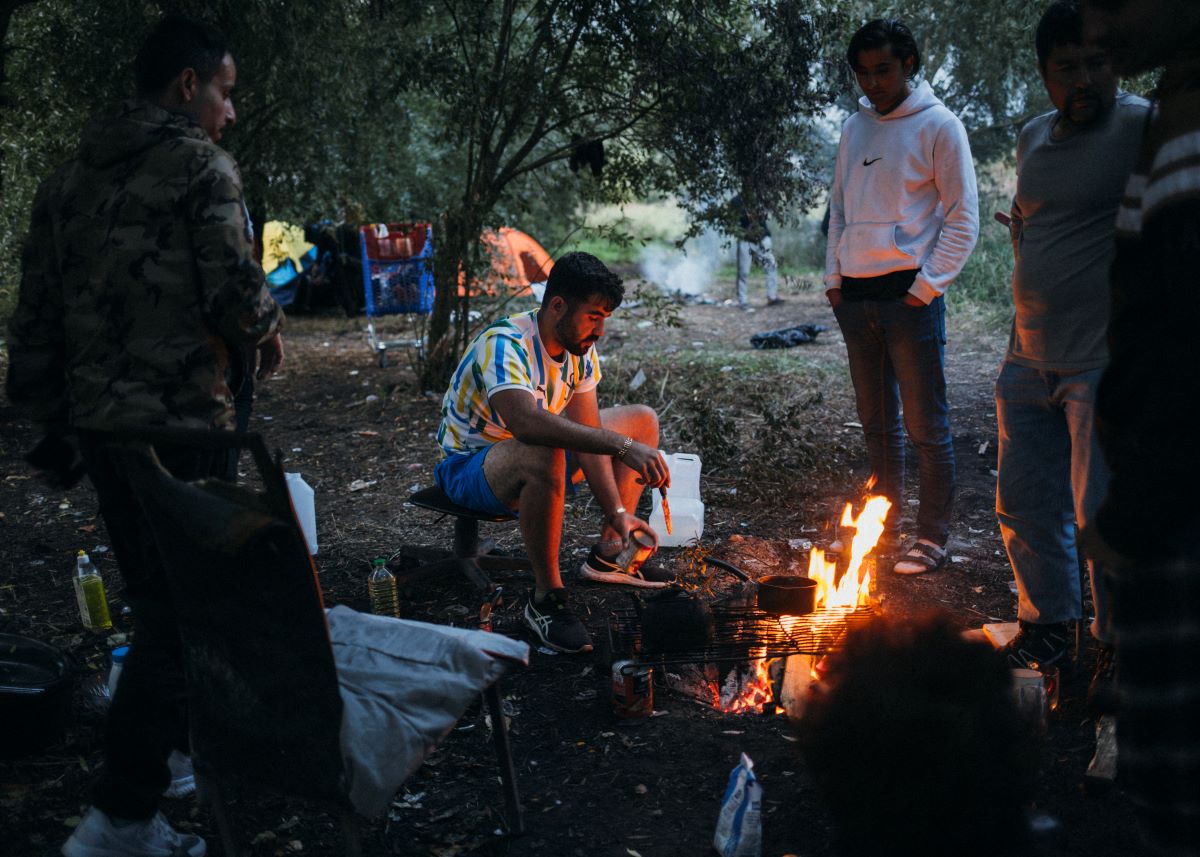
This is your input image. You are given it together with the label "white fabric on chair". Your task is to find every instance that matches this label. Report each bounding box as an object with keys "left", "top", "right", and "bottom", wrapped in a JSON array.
[{"left": 326, "top": 605, "right": 530, "bottom": 816}]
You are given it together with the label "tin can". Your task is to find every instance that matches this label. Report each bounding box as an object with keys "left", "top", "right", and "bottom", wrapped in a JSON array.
[
  {"left": 611, "top": 660, "right": 653, "bottom": 718},
  {"left": 615, "top": 530, "right": 656, "bottom": 576}
]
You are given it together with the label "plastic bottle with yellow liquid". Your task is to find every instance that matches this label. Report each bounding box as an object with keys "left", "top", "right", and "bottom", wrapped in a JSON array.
[{"left": 74, "top": 550, "right": 112, "bottom": 631}]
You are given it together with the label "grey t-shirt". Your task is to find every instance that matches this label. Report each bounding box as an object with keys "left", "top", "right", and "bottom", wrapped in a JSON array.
[{"left": 1008, "top": 92, "right": 1150, "bottom": 370}]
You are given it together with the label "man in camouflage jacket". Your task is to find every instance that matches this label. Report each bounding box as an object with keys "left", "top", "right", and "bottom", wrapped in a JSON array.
[{"left": 6, "top": 16, "right": 282, "bottom": 857}]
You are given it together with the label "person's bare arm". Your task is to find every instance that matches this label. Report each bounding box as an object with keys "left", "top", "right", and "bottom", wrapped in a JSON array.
[{"left": 490, "top": 388, "right": 667, "bottom": 485}]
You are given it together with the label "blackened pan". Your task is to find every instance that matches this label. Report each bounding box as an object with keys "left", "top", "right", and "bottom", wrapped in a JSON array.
[{"left": 756, "top": 575, "right": 818, "bottom": 615}]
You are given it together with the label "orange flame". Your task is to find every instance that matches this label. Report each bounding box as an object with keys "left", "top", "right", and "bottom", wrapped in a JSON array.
[{"left": 811, "top": 495, "right": 891, "bottom": 609}]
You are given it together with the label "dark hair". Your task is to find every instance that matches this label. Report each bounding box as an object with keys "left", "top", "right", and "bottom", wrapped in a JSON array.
[
  {"left": 798, "top": 613, "right": 1035, "bottom": 857},
  {"left": 1035, "top": 1, "right": 1083, "bottom": 68},
  {"left": 134, "top": 15, "right": 229, "bottom": 97},
  {"left": 846, "top": 19, "right": 921, "bottom": 78},
  {"left": 542, "top": 252, "right": 624, "bottom": 311}
]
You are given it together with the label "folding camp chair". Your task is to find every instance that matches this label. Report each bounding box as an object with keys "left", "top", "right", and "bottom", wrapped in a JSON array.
[{"left": 110, "top": 429, "right": 526, "bottom": 854}]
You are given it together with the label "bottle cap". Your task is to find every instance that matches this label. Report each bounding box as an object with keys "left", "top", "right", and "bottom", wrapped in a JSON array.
[
  {"left": 111, "top": 645, "right": 130, "bottom": 664},
  {"left": 372, "top": 557, "right": 386, "bottom": 566}
]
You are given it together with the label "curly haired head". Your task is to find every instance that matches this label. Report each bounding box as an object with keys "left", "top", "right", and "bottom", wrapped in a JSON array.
[{"left": 798, "top": 612, "right": 1035, "bottom": 857}]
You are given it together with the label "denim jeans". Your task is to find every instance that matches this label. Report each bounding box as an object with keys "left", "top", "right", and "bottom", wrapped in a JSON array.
[
  {"left": 833, "top": 296, "right": 955, "bottom": 545},
  {"left": 736, "top": 235, "right": 777, "bottom": 305},
  {"left": 995, "top": 361, "right": 1111, "bottom": 641}
]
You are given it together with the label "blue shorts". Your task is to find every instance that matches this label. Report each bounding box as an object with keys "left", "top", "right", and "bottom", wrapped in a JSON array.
[{"left": 435, "top": 447, "right": 513, "bottom": 517}]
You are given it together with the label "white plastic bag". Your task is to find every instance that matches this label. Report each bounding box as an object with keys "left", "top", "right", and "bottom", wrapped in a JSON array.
[{"left": 713, "top": 752, "right": 762, "bottom": 857}]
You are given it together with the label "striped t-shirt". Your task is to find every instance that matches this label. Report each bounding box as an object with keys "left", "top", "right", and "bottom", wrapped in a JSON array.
[{"left": 437, "top": 309, "right": 602, "bottom": 456}]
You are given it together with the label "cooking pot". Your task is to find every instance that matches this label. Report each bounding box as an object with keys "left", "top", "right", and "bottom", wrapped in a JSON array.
[
  {"left": 756, "top": 575, "right": 818, "bottom": 615},
  {"left": 635, "top": 588, "right": 716, "bottom": 655},
  {"left": 0, "top": 633, "right": 73, "bottom": 758}
]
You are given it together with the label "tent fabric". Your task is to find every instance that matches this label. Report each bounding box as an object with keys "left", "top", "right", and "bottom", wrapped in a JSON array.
[
  {"left": 460, "top": 227, "right": 554, "bottom": 297},
  {"left": 262, "top": 221, "right": 315, "bottom": 275}
]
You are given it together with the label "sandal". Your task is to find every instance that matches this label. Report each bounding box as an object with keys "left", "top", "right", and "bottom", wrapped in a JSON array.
[{"left": 893, "top": 539, "right": 947, "bottom": 575}]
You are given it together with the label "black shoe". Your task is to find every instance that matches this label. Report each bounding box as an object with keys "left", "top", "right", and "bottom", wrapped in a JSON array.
[
  {"left": 766, "top": 297, "right": 786, "bottom": 306},
  {"left": 1002, "top": 620, "right": 1072, "bottom": 672},
  {"left": 1088, "top": 643, "right": 1117, "bottom": 715},
  {"left": 523, "top": 589, "right": 593, "bottom": 654},
  {"left": 579, "top": 546, "right": 675, "bottom": 588}
]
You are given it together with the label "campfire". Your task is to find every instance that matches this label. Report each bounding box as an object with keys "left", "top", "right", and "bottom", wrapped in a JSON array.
[{"left": 612, "top": 496, "right": 892, "bottom": 716}]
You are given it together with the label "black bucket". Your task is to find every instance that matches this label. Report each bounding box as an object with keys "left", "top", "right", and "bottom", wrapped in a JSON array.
[{"left": 0, "top": 633, "right": 73, "bottom": 758}]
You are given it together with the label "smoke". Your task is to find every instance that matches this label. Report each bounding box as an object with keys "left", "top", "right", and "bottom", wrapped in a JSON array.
[{"left": 637, "top": 230, "right": 728, "bottom": 297}]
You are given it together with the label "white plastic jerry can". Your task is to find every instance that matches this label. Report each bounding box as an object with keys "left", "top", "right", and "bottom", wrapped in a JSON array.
[
  {"left": 285, "top": 472, "right": 318, "bottom": 555},
  {"left": 649, "top": 452, "right": 704, "bottom": 548}
]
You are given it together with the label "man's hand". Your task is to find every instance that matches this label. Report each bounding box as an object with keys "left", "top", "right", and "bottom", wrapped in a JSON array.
[
  {"left": 600, "top": 511, "right": 659, "bottom": 555},
  {"left": 826, "top": 288, "right": 843, "bottom": 309},
  {"left": 901, "top": 293, "right": 925, "bottom": 307},
  {"left": 256, "top": 332, "right": 285, "bottom": 379},
  {"left": 620, "top": 441, "right": 670, "bottom": 489}
]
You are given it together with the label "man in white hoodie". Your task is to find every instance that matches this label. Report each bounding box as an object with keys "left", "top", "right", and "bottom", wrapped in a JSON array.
[{"left": 825, "top": 19, "right": 978, "bottom": 574}]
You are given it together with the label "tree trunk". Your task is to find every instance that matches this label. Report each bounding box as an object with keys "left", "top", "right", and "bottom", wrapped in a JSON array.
[{"left": 421, "top": 206, "right": 480, "bottom": 391}]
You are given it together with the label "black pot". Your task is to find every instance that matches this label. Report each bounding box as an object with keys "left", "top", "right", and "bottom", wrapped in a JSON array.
[
  {"left": 0, "top": 633, "right": 73, "bottom": 759},
  {"left": 637, "top": 589, "right": 715, "bottom": 655},
  {"left": 756, "top": 575, "right": 818, "bottom": 615}
]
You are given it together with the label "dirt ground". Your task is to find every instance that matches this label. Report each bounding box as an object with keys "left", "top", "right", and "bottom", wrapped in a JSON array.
[{"left": 0, "top": 278, "right": 1143, "bottom": 856}]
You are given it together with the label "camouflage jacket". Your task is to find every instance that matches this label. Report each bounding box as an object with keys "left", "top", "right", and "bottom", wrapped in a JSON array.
[{"left": 6, "top": 100, "right": 282, "bottom": 432}]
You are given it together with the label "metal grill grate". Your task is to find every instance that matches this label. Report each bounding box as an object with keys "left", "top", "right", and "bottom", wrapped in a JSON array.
[{"left": 606, "top": 604, "right": 877, "bottom": 667}]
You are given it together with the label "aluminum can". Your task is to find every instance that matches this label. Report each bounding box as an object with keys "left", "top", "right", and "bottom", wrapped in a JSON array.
[
  {"left": 615, "top": 530, "right": 656, "bottom": 576},
  {"left": 611, "top": 659, "right": 653, "bottom": 718}
]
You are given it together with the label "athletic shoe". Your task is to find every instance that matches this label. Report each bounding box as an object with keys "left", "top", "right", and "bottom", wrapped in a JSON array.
[
  {"left": 62, "top": 807, "right": 206, "bottom": 857},
  {"left": 579, "top": 546, "right": 674, "bottom": 588},
  {"left": 163, "top": 751, "right": 195, "bottom": 799},
  {"left": 766, "top": 297, "right": 786, "bottom": 306},
  {"left": 523, "top": 589, "right": 593, "bottom": 654},
  {"left": 1002, "top": 620, "right": 1072, "bottom": 673}
]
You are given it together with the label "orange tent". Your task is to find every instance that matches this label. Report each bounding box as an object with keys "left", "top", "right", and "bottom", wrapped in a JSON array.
[{"left": 459, "top": 227, "right": 554, "bottom": 297}]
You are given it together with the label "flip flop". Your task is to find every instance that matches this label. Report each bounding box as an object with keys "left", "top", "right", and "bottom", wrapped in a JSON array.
[{"left": 893, "top": 539, "right": 947, "bottom": 575}]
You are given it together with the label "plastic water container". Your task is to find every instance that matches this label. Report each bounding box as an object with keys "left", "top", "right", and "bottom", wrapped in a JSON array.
[
  {"left": 649, "top": 452, "right": 704, "bottom": 547},
  {"left": 107, "top": 645, "right": 130, "bottom": 698},
  {"left": 285, "top": 472, "right": 318, "bottom": 555}
]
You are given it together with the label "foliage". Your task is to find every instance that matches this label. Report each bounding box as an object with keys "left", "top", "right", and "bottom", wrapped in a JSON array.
[
  {"left": 628, "top": 283, "right": 683, "bottom": 330},
  {"left": 0, "top": 0, "right": 1144, "bottom": 334},
  {"left": 677, "top": 395, "right": 741, "bottom": 470},
  {"left": 398, "top": 0, "right": 838, "bottom": 388}
]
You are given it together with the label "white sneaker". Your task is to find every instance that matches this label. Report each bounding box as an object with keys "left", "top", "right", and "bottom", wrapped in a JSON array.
[
  {"left": 163, "top": 751, "right": 196, "bottom": 799},
  {"left": 62, "top": 807, "right": 206, "bottom": 857}
]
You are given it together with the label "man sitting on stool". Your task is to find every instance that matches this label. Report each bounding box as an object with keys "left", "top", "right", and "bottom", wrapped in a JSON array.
[{"left": 435, "top": 252, "right": 671, "bottom": 654}]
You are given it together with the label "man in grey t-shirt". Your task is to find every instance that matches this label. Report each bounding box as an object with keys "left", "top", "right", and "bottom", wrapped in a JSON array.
[{"left": 996, "top": 0, "right": 1148, "bottom": 685}]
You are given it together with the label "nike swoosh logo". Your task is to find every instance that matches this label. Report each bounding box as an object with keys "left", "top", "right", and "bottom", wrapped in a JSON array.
[{"left": 863, "top": 157, "right": 882, "bottom": 166}]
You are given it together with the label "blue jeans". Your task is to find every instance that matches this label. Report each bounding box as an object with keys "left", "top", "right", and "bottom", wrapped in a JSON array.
[
  {"left": 995, "top": 361, "right": 1111, "bottom": 641},
  {"left": 736, "top": 236, "right": 777, "bottom": 305},
  {"left": 833, "top": 296, "right": 955, "bottom": 545}
]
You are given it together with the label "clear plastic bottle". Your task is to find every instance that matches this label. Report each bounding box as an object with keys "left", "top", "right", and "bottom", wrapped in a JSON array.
[
  {"left": 74, "top": 550, "right": 112, "bottom": 631},
  {"left": 367, "top": 557, "right": 399, "bottom": 617}
]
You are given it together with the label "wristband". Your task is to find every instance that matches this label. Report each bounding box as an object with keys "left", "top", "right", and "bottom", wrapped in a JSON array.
[
  {"left": 616, "top": 436, "right": 633, "bottom": 460},
  {"left": 607, "top": 506, "right": 627, "bottom": 523}
]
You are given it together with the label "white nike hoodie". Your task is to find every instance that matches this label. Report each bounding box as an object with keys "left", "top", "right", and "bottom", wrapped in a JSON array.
[{"left": 824, "top": 80, "right": 979, "bottom": 304}]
